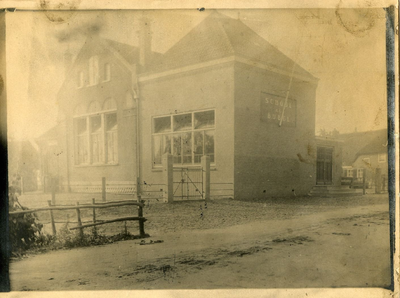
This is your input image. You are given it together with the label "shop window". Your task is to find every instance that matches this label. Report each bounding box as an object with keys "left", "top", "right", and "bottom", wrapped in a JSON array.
[
  {"left": 88, "top": 55, "right": 99, "bottom": 86},
  {"left": 73, "top": 100, "right": 118, "bottom": 166},
  {"left": 152, "top": 110, "right": 215, "bottom": 166}
]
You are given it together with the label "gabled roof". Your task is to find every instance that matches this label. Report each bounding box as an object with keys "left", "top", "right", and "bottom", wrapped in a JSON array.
[{"left": 147, "top": 12, "right": 316, "bottom": 81}]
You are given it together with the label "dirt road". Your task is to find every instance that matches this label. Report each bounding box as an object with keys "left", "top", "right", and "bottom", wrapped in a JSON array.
[{"left": 9, "top": 201, "right": 391, "bottom": 290}]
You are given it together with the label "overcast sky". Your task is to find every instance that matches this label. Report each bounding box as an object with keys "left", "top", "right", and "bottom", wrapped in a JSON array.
[{"left": 6, "top": 8, "right": 388, "bottom": 140}]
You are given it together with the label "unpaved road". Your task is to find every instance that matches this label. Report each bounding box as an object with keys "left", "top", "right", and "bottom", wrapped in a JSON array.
[{"left": 9, "top": 202, "right": 391, "bottom": 290}]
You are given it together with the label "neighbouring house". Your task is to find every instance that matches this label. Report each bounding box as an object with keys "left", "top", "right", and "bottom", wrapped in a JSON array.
[
  {"left": 56, "top": 12, "right": 346, "bottom": 199},
  {"left": 7, "top": 139, "right": 40, "bottom": 192},
  {"left": 340, "top": 129, "right": 388, "bottom": 190}
]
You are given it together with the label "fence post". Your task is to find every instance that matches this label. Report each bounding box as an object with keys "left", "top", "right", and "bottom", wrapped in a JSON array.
[
  {"left": 201, "top": 155, "right": 211, "bottom": 202},
  {"left": 362, "top": 168, "right": 366, "bottom": 195},
  {"left": 102, "top": 177, "right": 106, "bottom": 202},
  {"left": 375, "top": 168, "right": 382, "bottom": 194},
  {"left": 51, "top": 178, "right": 56, "bottom": 205},
  {"left": 75, "top": 202, "right": 83, "bottom": 240},
  {"left": 47, "top": 200, "right": 56, "bottom": 236},
  {"left": 136, "top": 177, "right": 145, "bottom": 237},
  {"left": 162, "top": 153, "right": 173, "bottom": 203},
  {"left": 92, "top": 198, "right": 97, "bottom": 237}
]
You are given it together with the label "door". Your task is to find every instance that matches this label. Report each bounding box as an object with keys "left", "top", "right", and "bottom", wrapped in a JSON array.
[{"left": 316, "top": 147, "right": 333, "bottom": 185}]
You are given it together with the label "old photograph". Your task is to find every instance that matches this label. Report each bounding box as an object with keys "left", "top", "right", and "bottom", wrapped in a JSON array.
[{"left": 4, "top": 6, "right": 395, "bottom": 291}]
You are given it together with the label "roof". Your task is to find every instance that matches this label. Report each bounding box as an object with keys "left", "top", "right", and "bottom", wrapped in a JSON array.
[
  {"left": 36, "top": 125, "right": 59, "bottom": 141},
  {"left": 356, "top": 132, "right": 388, "bottom": 157},
  {"left": 147, "top": 12, "right": 316, "bottom": 80},
  {"left": 339, "top": 129, "right": 387, "bottom": 165}
]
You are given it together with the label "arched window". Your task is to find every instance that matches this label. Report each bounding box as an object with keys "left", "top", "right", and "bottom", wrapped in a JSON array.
[
  {"left": 88, "top": 101, "right": 101, "bottom": 114},
  {"left": 73, "top": 99, "right": 118, "bottom": 165},
  {"left": 103, "top": 98, "right": 117, "bottom": 111}
]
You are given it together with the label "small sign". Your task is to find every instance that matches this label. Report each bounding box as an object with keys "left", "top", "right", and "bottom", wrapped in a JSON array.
[{"left": 260, "top": 92, "right": 296, "bottom": 127}]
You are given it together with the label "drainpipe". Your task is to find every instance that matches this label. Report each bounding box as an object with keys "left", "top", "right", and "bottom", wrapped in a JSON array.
[{"left": 132, "top": 65, "right": 141, "bottom": 201}]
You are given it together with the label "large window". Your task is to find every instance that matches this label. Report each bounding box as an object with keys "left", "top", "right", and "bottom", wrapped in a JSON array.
[
  {"left": 152, "top": 110, "right": 215, "bottom": 166},
  {"left": 73, "top": 98, "right": 118, "bottom": 165}
]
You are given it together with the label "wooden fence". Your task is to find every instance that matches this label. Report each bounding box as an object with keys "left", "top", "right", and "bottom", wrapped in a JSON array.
[{"left": 9, "top": 199, "right": 146, "bottom": 239}]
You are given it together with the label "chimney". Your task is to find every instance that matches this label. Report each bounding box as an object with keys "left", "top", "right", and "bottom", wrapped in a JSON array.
[{"left": 138, "top": 17, "right": 152, "bottom": 70}]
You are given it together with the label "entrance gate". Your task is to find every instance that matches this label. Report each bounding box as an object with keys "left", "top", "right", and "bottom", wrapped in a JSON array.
[
  {"left": 316, "top": 147, "right": 333, "bottom": 185},
  {"left": 173, "top": 168, "right": 203, "bottom": 200}
]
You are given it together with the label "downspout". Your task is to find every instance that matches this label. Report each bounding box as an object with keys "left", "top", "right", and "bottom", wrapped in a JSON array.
[{"left": 132, "top": 65, "right": 141, "bottom": 199}]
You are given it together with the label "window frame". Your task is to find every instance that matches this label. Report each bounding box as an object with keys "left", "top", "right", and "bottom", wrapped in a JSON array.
[
  {"left": 152, "top": 109, "right": 216, "bottom": 168},
  {"left": 378, "top": 153, "right": 386, "bottom": 163},
  {"left": 73, "top": 100, "right": 118, "bottom": 166}
]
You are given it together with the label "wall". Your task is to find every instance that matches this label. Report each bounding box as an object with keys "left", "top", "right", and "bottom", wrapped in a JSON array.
[
  {"left": 233, "top": 62, "right": 317, "bottom": 198},
  {"left": 139, "top": 62, "right": 235, "bottom": 196},
  {"left": 58, "top": 46, "right": 138, "bottom": 190}
]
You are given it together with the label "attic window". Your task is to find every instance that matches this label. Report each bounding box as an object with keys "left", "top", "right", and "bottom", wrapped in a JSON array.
[
  {"left": 88, "top": 55, "right": 99, "bottom": 86},
  {"left": 104, "top": 63, "right": 111, "bottom": 82}
]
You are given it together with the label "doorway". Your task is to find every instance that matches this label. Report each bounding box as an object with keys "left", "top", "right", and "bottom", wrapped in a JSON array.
[{"left": 316, "top": 146, "right": 333, "bottom": 185}]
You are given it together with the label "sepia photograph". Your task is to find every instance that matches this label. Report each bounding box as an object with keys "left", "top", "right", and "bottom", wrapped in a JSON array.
[{"left": 2, "top": 3, "right": 397, "bottom": 294}]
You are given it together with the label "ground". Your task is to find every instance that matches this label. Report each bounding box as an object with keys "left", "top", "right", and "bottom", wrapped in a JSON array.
[{"left": 9, "top": 192, "right": 391, "bottom": 290}]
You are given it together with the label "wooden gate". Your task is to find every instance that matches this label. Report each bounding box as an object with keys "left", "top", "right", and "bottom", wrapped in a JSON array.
[
  {"left": 316, "top": 147, "right": 333, "bottom": 185},
  {"left": 173, "top": 168, "right": 203, "bottom": 200}
]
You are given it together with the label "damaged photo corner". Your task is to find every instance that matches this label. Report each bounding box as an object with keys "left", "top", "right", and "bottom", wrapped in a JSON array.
[{"left": 0, "top": 0, "right": 398, "bottom": 297}]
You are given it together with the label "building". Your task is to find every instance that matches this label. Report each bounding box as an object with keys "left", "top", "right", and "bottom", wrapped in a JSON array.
[
  {"left": 55, "top": 12, "right": 347, "bottom": 199},
  {"left": 342, "top": 130, "right": 388, "bottom": 190}
]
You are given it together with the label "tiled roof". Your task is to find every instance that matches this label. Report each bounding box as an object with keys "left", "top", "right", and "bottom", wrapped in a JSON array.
[{"left": 147, "top": 12, "right": 316, "bottom": 80}]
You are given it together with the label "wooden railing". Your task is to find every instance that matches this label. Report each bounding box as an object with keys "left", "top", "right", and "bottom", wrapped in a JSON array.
[{"left": 9, "top": 199, "right": 147, "bottom": 239}]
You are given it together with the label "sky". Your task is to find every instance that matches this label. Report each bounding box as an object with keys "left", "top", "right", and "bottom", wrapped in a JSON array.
[{"left": 6, "top": 8, "right": 388, "bottom": 140}]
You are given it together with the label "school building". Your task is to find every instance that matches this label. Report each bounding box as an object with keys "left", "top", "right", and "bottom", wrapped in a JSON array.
[{"left": 54, "top": 12, "right": 345, "bottom": 200}]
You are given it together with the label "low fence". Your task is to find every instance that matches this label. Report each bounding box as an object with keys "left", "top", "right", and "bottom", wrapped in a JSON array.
[{"left": 9, "top": 199, "right": 146, "bottom": 239}]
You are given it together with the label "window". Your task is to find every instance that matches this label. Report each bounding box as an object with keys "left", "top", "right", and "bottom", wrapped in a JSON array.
[
  {"left": 357, "top": 168, "right": 364, "bottom": 179},
  {"left": 73, "top": 99, "right": 118, "bottom": 165},
  {"left": 152, "top": 110, "right": 215, "bottom": 166},
  {"left": 88, "top": 56, "right": 99, "bottom": 86},
  {"left": 346, "top": 169, "right": 353, "bottom": 178},
  {"left": 378, "top": 153, "right": 386, "bottom": 163},
  {"left": 104, "top": 63, "right": 111, "bottom": 82}
]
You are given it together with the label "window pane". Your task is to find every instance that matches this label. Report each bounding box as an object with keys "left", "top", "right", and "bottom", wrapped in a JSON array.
[
  {"left": 163, "top": 135, "right": 171, "bottom": 155},
  {"left": 91, "top": 115, "right": 102, "bottom": 133},
  {"left": 182, "top": 132, "right": 192, "bottom": 164},
  {"left": 91, "top": 134, "right": 103, "bottom": 163},
  {"left": 195, "top": 110, "right": 215, "bottom": 129},
  {"left": 76, "top": 118, "right": 87, "bottom": 134},
  {"left": 173, "top": 114, "right": 192, "bottom": 131},
  {"left": 153, "top": 135, "right": 162, "bottom": 165},
  {"left": 173, "top": 134, "right": 182, "bottom": 163},
  {"left": 106, "top": 113, "right": 117, "bottom": 130},
  {"left": 104, "top": 63, "right": 111, "bottom": 81},
  {"left": 154, "top": 117, "right": 171, "bottom": 133},
  {"left": 194, "top": 131, "right": 204, "bottom": 163},
  {"left": 205, "top": 130, "right": 214, "bottom": 163},
  {"left": 107, "top": 130, "right": 118, "bottom": 163},
  {"left": 77, "top": 135, "right": 88, "bottom": 164}
]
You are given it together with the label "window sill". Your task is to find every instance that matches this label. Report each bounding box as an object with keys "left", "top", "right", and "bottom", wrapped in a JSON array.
[
  {"left": 151, "top": 165, "right": 217, "bottom": 172},
  {"left": 75, "top": 163, "right": 119, "bottom": 168}
]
